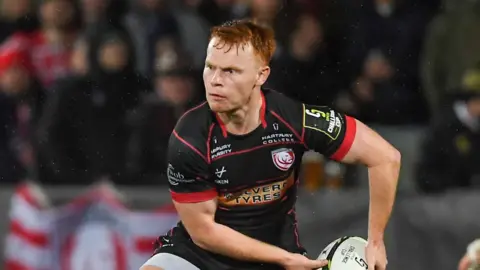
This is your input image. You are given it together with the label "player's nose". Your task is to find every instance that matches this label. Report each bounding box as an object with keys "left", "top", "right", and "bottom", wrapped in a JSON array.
[{"left": 210, "top": 70, "right": 223, "bottom": 87}]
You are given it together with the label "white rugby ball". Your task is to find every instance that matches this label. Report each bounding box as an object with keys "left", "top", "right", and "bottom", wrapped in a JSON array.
[{"left": 316, "top": 236, "right": 368, "bottom": 270}]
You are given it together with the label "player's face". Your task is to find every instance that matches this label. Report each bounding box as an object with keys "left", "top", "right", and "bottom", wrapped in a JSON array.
[{"left": 203, "top": 37, "right": 269, "bottom": 113}]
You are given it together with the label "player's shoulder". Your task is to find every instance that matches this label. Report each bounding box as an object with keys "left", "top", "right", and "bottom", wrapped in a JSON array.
[
  {"left": 263, "top": 88, "right": 300, "bottom": 108},
  {"left": 263, "top": 88, "right": 303, "bottom": 123},
  {"left": 170, "top": 101, "right": 212, "bottom": 159},
  {"left": 174, "top": 101, "right": 211, "bottom": 133}
]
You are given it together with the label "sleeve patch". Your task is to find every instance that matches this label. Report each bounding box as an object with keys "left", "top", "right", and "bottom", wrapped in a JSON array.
[
  {"left": 167, "top": 163, "right": 196, "bottom": 186},
  {"left": 302, "top": 104, "right": 343, "bottom": 141}
]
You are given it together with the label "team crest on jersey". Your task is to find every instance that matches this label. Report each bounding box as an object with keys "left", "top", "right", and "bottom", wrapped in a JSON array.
[{"left": 271, "top": 148, "right": 295, "bottom": 171}]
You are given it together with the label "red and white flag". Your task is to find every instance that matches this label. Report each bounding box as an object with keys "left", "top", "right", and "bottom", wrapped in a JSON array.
[{"left": 4, "top": 183, "right": 178, "bottom": 270}]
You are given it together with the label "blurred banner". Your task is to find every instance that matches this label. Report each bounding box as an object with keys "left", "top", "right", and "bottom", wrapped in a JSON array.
[
  {"left": 4, "top": 183, "right": 178, "bottom": 270},
  {"left": 2, "top": 184, "right": 479, "bottom": 270}
]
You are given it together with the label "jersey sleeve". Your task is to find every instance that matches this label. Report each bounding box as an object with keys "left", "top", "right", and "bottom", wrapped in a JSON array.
[
  {"left": 302, "top": 104, "right": 357, "bottom": 161},
  {"left": 166, "top": 131, "right": 217, "bottom": 203}
]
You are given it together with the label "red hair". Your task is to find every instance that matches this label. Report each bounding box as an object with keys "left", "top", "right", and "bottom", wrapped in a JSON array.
[{"left": 209, "top": 19, "right": 276, "bottom": 64}]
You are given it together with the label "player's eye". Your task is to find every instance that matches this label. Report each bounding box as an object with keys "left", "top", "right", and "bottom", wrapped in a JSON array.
[
  {"left": 205, "top": 64, "right": 213, "bottom": 70},
  {"left": 224, "top": 69, "right": 234, "bottom": 74}
]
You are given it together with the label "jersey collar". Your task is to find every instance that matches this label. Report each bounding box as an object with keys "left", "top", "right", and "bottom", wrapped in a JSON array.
[{"left": 215, "top": 90, "right": 267, "bottom": 138}]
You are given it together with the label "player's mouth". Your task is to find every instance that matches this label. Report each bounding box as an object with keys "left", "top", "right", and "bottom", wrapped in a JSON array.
[{"left": 209, "top": 93, "right": 226, "bottom": 101}]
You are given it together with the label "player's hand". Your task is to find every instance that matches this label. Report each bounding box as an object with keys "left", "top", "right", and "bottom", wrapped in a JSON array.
[
  {"left": 458, "top": 254, "right": 472, "bottom": 270},
  {"left": 365, "top": 239, "right": 387, "bottom": 270},
  {"left": 281, "top": 253, "right": 328, "bottom": 270},
  {"left": 459, "top": 239, "right": 480, "bottom": 270}
]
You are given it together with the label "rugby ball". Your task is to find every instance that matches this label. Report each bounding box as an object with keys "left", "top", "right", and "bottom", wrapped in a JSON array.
[{"left": 316, "top": 236, "right": 368, "bottom": 270}]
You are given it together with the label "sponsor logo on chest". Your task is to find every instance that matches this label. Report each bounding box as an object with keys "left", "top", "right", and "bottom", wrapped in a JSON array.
[
  {"left": 271, "top": 148, "right": 295, "bottom": 171},
  {"left": 214, "top": 166, "right": 229, "bottom": 185},
  {"left": 211, "top": 144, "right": 232, "bottom": 159},
  {"left": 218, "top": 173, "right": 295, "bottom": 206},
  {"left": 261, "top": 133, "right": 295, "bottom": 145}
]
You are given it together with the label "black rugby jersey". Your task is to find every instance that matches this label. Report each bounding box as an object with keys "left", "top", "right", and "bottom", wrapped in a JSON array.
[{"left": 165, "top": 89, "right": 356, "bottom": 267}]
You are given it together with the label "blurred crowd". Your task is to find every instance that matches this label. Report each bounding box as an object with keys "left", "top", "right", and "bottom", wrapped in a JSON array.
[{"left": 0, "top": 0, "right": 479, "bottom": 193}]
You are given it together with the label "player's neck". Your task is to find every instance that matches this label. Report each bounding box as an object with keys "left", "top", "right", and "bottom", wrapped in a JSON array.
[{"left": 219, "top": 90, "right": 263, "bottom": 135}]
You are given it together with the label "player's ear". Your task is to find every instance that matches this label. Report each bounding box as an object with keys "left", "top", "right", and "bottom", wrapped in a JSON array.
[{"left": 256, "top": 66, "right": 270, "bottom": 86}]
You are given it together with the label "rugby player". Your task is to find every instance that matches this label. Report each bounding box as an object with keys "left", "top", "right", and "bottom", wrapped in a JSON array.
[{"left": 141, "top": 19, "right": 400, "bottom": 270}]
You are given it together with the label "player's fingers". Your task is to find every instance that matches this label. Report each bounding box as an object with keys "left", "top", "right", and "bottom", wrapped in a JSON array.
[
  {"left": 458, "top": 254, "right": 471, "bottom": 270},
  {"left": 377, "top": 263, "right": 387, "bottom": 270},
  {"left": 365, "top": 255, "right": 374, "bottom": 270},
  {"left": 306, "top": 259, "right": 328, "bottom": 268},
  {"left": 365, "top": 248, "right": 375, "bottom": 270}
]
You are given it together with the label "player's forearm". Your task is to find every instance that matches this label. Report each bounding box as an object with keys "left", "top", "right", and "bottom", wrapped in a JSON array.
[
  {"left": 367, "top": 154, "right": 400, "bottom": 241},
  {"left": 191, "top": 222, "right": 292, "bottom": 265}
]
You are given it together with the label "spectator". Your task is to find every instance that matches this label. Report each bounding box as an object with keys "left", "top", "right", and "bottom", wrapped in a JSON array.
[
  {"left": 421, "top": 0, "right": 480, "bottom": 119},
  {"left": 36, "top": 27, "right": 148, "bottom": 185},
  {"left": 192, "top": 0, "right": 244, "bottom": 26},
  {"left": 0, "top": 0, "right": 80, "bottom": 89},
  {"left": 0, "top": 47, "right": 45, "bottom": 182},
  {"left": 268, "top": 14, "right": 339, "bottom": 106},
  {"left": 416, "top": 64, "right": 480, "bottom": 193},
  {"left": 69, "top": 36, "right": 89, "bottom": 76},
  {"left": 0, "top": 0, "right": 39, "bottom": 42},
  {"left": 124, "top": 0, "right": 180, "bottom": 75},
  {"left": 126, "top": 41, "right": 202, "bottom": 184},
  {"left": 81, "top": 0, "right": 128, "bottom": 35},
  {"left": 170, "top": 0, "right": 211, "bottom": 69},
  {"left": 340, "top": 0, "right": 431, "bottom": 125},
  {"left": 248, "top": 0, "right": 297, "bottom": 47}
]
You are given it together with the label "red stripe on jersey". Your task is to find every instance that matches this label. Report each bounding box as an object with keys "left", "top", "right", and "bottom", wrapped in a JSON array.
[
  {"left": 206, "top": 123, "right": 215, "bottom": 164},
  {"left": 215, "top": 113, "right": 228, "bottom": 138},
  {"left": 177, "top": 101, "right": 207, "bottom": 123},
  {"left": 174, "top": 101, "right": 208, "bottom": 150},
  {"left": 212, "top": 141, "right": 304, "bottom": 161},
  {"left": 260, "top": 91, "right": 267, "bottom": 128},
  {"left": 270, "top": 110, "right": 307, "bottom": 149},
  {"left": 330, "top": 116, "right": 356, "bottom": 161},
  {"left": 170, "top": 189, "right": 218, "bottom": 203},
  {"left": 172, "top": 130, "right": 207, "bottom": 162}
]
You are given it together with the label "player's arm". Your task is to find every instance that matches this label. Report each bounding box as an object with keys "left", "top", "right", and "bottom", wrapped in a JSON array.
[
  {"left": 167, "top": 132, "right": 313, "bottom": 266},
  {"left": 302, "top": 104, "right": 401, "bottom": 243},
  {"left": 174, "top": 199, "right": 297, "bottom": 265}
]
